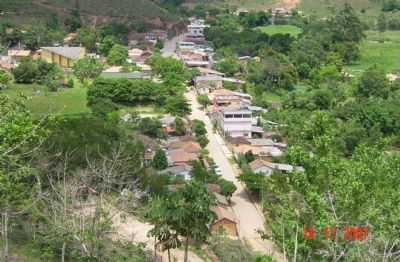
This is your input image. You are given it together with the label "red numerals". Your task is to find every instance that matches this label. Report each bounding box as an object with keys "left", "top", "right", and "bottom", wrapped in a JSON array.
[{"left": 303, "top": 225, "right": 369, "bottom": 241}]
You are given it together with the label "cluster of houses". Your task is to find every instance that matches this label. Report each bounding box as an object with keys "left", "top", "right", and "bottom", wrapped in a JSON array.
[
  {"left": 192, "top": 65, "right": 304, "bottom": 179},
  {"left": 143, "top": 115, "right": 239, "bottom": 237},
  {"left": 175, "top": 18, "right": 214, "bottom": 68}
]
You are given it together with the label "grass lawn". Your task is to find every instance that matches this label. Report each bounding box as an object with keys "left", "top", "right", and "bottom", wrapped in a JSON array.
[
  {"left": 345, "top": 31, "right": 400, "bottom": 76},
  {"left": 2, "top": 84, "right": 90, "bottom": 116},
  {"left": 257, "top": 25, "right": 302, "bottom": 37}
]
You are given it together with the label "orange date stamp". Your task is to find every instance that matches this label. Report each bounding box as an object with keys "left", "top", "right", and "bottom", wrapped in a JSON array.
[{"left": 303, "top": 226, "right": 369, "bottom": 241}]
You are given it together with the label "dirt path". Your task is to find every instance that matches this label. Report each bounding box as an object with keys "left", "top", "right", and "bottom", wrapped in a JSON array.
[
  {"left": 278, "top": 0, "right": 300, "bottom": 10},
  {"left": 111, "top": 210, "right": 204, "bottom": 262},
  {"left": 185, "top": 91, "right": 285, "bottom": 262}
]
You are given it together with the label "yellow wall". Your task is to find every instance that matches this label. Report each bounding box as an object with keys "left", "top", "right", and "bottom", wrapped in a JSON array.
[{"left": 41, "top": 48, "right": 86, "bottom": 68}]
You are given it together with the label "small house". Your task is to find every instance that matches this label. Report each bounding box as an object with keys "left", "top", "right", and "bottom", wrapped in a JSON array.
[
  {"left": 210, "top": 205, "right": 238, "bottom": 236},
  {"left": 8, "top": 49, "right": 31, "bottom": 64},
  {"left": 167, "top": 149, "right": 198, "bottom": 166},
  {"left": 249, "top": 159, "right": 304, "bottom": 176},
  {"left": 159, "top": 164, "right": 192, "bottom": 180}
]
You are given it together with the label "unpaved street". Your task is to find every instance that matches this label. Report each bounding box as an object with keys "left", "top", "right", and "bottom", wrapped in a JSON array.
[{"left": 185, "top": 91, "right": 285, "bottom": 262}]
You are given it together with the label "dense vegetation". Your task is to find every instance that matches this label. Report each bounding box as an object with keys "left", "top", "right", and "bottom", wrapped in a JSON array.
[{"left": 205, "top": 4, "right": 400, "bottom": 261}]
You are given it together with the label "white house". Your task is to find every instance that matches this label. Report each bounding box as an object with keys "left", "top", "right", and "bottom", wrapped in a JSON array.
[
  {"left": 250, "top": 159, "right": 304, "bottom": 176},
  {"left": 213, "top": 107, "right": 254, "bottom": 138}
]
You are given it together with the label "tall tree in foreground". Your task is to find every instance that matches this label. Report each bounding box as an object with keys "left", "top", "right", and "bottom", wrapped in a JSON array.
[
  {"left": 0, "top": 95, "right": 47, "bottom": 261},
  {"left": 148, "top": 181, "right": 216, "bottom": 262}
]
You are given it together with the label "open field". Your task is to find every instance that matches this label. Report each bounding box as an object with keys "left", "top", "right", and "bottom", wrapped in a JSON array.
[
  {"left": 224, "top": 0, "right": 277, "bottom": 10},
  {"left": 2, "top": 84, "right": 164, "bottom": 118},
  {"left": 257, "top": 25, "right": 302, "bottom": 36},
  {"left": 299, "top": 0, "right": 381, "bottom": 17},
  {"left": 345, "top": 31, "right": 400, "bottom": 76},
  {"left": 2, "top": 84, "right": 90, "bottom": 116}
]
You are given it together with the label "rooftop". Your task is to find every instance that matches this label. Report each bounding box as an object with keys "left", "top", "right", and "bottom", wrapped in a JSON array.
[
  {"left": 167, "top": 149, "right": 197, "bottom": 163},
  {"left": 42, "top": 46, "right": 84, "bottom": 60},
  {"left": 211, "top": 205, "right": 236, "bottom": 223},
  {"left": 8, "top": 49, "right": 31, "bottom": 57}
]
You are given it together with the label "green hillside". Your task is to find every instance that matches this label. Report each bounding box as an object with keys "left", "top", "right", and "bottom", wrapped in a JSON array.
[
  {"left": 0, "top": 0, "right": 178, "bottom": 26},
  {"left": 299, "top": 0, "right": 382, "bottom": 18}
]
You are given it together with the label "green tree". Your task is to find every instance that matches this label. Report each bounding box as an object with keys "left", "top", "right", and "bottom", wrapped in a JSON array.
[
  {"left": 377, "top": 13, "right": 387, "bottom": 43},
  {"left": 197, "top": 94, "right": 211, "bottom": 108},
  {"left": 146, "top": 198, "right": 180, "bottom": 262},
  {"left": 217, "top": 179, "right": 237, "bottom": 200},
  {"left": 377, "top": 13, "right": 387, "bottom": 33},
  {"left": 192, "top": 120, "right": 207, "bottom": 136},
  {"left": 190, "top": 160, "right": 211, "bottom": 182},
  {"left": 196, "top": 135, "right": 209, "bottom": 148},
  {"left": 107, "top": 44, "right": 128, "bottom": 66},
  {"left": 165, "top": 96, "right": 191, "bottom": 117},
  {"left": 98, "top": 36, "right": 116, "bottom": 56},
  {"left": 214, "top": 57, "right": 240, "bottom": 77},
  {"left": 153, "top": 149, "right": 168, "bottom": 170},
  {"left": 11, "top": 59, "right": 38, "bottom": 83},
  {"left": 0, "top": 70, "right": 11, "bottom": 89},
  {"left": 238, "top": 171, "right": 264, "bottom": 195},
  {"left": 12, "top": 59, "right": 59, "bottom": 84},
  {"left": 75, "top": 27, "right": 98, "bottom": 52},
  {"left": 168, "top": 181, "right": 216, "bottom": 262},
  {"left": 330, "top": 4, "right": 364, "bottom": 43},
  {"left": 356, "top": 66, "right": 389, "bottom": 98},
  {"left": 73, "top": 58, "right": 103, "bottom": 83},
  {"left": 0, "top": 95, "right": 47, "bottom": 260},
  {"left": 172, "top": 117, "right": 186, "bottom": 136},
  {"left": 138, "top": 118, "right": 164, "bottom": 138}
]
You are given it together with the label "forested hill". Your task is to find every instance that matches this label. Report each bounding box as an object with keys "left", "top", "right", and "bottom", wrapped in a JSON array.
[{"left": 0, "top": 0, "right": 179, "bottom": 27}]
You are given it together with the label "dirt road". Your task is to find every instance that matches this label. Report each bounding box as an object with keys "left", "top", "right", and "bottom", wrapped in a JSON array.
[
  {"left": 112, "top": 210, "right": 203, "bottom": 262},
  {"left": 185, "top": 91, "right": 285, "bottom": 262}
]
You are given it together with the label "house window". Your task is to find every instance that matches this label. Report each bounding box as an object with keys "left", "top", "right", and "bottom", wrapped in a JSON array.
[
  {"left": 242, "top": 114, "right": 251, "bottom": 118},
  {"left": 225, "top": 114, "right": 234, "bottom": 118},
  {"left": 233, "top": 114, "right": 242, "bottom": 118}
]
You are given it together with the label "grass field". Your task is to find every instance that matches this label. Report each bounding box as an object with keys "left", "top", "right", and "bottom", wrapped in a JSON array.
[
  {"left": 299, "top": 0, "right": 381, "bottom": 18},
  {"left": 2, "top": 83, "right": 165, "bottom": 118},
  {"left": 224, "top": 0, "right": 277, "bottom": 9},
  {"left": 257, "top": 25, "right": 302, "bottom": 37},
  {"left": 345, "top": 31, "right": 400, "bottom": 76},
  {"left": 2, "top": 84, "right": 90, "bottom": 116}
]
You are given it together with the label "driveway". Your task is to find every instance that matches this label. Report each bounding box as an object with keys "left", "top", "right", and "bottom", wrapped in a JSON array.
[{"left": 185, "top": 91, "right": 285, "bottom": 262}]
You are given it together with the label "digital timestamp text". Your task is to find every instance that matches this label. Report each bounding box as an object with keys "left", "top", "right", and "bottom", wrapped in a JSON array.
[{"left": 303, "top": 226, "right": 369, "bottom": 241}]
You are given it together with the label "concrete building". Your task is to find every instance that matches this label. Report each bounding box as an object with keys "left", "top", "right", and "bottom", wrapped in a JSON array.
[
  {"left": 185, "top": 18, "right": 209, "bottom": 43},
  {"left": 213, "top": 107, "right": 253, "bottom": 138},
  {"left": 41, "top": 46, "right": 86, "bottom": 68}
]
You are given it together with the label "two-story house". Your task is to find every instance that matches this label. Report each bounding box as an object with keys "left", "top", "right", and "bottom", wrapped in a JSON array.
[{"left": 213, "top": 107, "right": 254, "bottom": 138}]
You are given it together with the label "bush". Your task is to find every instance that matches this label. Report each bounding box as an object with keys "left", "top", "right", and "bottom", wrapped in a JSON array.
[
  {"left": 0, "top": 70, "right": 11, "bottom": 89},
  {"left": 46, "top": 80, "right": 61, "bottom": 92},
  {"left": 12, "top": 59, "right": 59, "bottom": 84}
]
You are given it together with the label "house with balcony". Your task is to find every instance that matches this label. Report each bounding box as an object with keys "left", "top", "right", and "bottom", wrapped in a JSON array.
[
  {"left": 185, "top": 18, "right": 209, "bottom": 43},
  {"left": 212, "top": 106, "right": 263, "bottom": 138}
]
